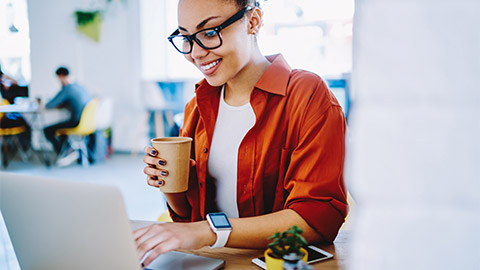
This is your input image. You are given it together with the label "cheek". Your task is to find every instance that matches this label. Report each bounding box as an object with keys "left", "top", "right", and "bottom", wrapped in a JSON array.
[{"left": 185, "top": 54, "right": 194, "bottom": 63}]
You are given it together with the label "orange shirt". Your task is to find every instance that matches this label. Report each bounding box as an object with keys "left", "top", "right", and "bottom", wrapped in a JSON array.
[{"left": 174, "top": 54, "right": 347, "bottom": 243}]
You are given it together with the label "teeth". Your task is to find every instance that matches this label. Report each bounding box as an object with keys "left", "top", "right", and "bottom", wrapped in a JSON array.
[{"left": 201, "top": 60, "right": 220, "bottom": 71}]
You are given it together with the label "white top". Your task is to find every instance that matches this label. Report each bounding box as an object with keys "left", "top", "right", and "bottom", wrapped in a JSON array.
[{"left": 207, "top": 87, "right": 256, "bottom": 218}]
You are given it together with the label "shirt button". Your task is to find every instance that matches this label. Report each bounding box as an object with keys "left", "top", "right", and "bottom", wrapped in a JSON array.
[{"left": 203, "top": 148, "right": 208, "bottom": 153}]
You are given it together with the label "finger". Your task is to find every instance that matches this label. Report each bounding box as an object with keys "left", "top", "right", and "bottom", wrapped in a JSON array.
[
  {"left": 137, "top": 238, "right": 164, "bottom": 262},
  {"left": 147, "top": 177, "right": 165, "bottom": 188},
  {"left": 144, "top": 146, "right": 158, "bottom": 157},
  {"left": 144, "top": 167, "right": 169, "bottom": 178},
  {"left": 143, "top": 166, "right": 157, "bottom": 177},
  {"left": 144, "top": 155, "right": 167, "bottom": 169},
  {"left": 146, "top": 175, "right": 158, "bottom": 187},
  {"left": 133, "top": 226, "right": 150, "bottom": 240},
  {"left": 143, "top": 154, "right": 158, "bottom": 166},
  {"left": 136, "top": 226, "right": 171, "bottom": 261},
  {"left": 138, "top": 239, "right": 165, "bottom": 263},
  {"left": 190, "top": 159, "right": 196, "bottom": 167},
  {"left": 134, "top": 224, "right": 166, "bottom": 244},
  {"left": 142, "top": 238, "right": 181, "bottom": 268}
]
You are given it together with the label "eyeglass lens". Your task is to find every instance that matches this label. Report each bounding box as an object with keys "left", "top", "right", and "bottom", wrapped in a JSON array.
[
  {"left": 171, "top": 29, "right": 221, "bottom": 54},
  {"left": 169, "top": 7, "right": 251, "bottom": 54}
]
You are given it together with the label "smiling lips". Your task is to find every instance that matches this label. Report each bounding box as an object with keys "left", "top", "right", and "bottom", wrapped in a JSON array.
[{"left": 199, "top": 59, "right": 222, "bottom": 74}]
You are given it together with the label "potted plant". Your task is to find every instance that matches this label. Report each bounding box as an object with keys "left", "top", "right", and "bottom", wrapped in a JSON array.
[
  {"left": 265, "top": 225, "right": 309, "bottom": 269},
  {"left": 74, "top": 10, "right": 103, "bottom": 42},
  {"left": 72, "top": 0, "right": 126, "bottom": 42}
]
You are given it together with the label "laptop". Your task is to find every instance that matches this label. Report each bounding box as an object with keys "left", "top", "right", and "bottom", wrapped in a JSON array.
[{"left": 0, "top": 172, "right": 225, "bottom": 270}]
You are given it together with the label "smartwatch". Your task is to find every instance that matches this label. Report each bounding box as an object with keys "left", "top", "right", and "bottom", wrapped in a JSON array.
[{"left": 206, "top": 212, "right": 232, "bottom": 248}]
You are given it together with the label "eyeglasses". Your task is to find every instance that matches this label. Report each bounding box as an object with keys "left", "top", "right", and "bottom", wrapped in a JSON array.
[{"left": 168, "top": 6, "right": 252, "bottom": 54}]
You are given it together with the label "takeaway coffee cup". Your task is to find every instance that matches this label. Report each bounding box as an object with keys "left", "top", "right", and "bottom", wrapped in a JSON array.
[{"left": 150, "top": 137, "right": 193, "bottom": 193}]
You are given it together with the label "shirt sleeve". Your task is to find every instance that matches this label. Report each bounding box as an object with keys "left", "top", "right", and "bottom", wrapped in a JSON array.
[
  {"left": 166, "top": 202, "right": 191, "bottom": 222},
  {"left": 45, "top": 88, "right": 67, "bottom": 108},
  {"left": 283, "top": 86, "right": 348, "bottom": 243}
]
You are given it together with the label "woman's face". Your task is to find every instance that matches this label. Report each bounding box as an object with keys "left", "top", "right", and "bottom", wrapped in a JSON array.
[{"left": 177, "top": 0, "right": 254, "bottom": 86}]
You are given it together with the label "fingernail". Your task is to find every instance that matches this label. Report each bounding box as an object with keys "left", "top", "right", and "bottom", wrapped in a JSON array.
[
  {"left": 150, "top": 149, "right": 158, "bottom": 156},
  {"left": 160, "top": 170, "right": 168, "bottom": 177},
  {"left": 158, "top": 180, "right": 164, "bottom": 186},
  {"left": 158, "top": 159, "right": 166, "bottom": 166},
  {"left": 150, "top": 175, "right": 158, "bottom": 180}
]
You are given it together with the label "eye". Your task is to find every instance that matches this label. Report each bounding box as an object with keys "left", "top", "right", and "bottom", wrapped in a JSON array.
[{"left": 204, "top": 30, "right": 217, "bottom": 38}]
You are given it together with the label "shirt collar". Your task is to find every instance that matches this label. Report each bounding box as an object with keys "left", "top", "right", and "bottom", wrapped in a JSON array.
[
  {"left": 195, "top": 54, "right": 291, "bottom": 96},
  {"left": 254, "top": 54, "right": 291, "bottom": 96}
]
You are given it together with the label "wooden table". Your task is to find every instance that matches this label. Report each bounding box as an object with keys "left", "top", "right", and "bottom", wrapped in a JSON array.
[
  {"left": 186, "top": 230, "right": 349, "bottom": 270},
  {"left": 131, "top": 220, "right": 349, "bottom": 270}
]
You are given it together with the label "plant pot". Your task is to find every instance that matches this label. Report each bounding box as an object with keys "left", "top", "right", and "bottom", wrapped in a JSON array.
[{"left": 264, "top": 247, "right": 308, "bottom": 270}]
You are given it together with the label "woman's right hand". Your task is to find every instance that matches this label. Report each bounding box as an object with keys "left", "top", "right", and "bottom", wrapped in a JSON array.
[{"left": 143, "top": 146, "right": 196, "bottom": 188}]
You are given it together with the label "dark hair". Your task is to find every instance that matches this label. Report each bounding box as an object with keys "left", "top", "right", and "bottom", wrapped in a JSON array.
[
  {"left": 233, "top": 0, "right": 262, "bottom": 8},
  {"left": 55, "top": 66, "right": 70, "bottom": 76}
]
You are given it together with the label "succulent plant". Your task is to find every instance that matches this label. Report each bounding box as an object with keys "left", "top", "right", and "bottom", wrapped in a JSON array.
[{"left": 267, "top": 225, "right": 308, "bottom": 259}]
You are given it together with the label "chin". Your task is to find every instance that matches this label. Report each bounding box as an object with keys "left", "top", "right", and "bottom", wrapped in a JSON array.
[{"left": 203, "top": 76, "right": 225, "bottom": 87}]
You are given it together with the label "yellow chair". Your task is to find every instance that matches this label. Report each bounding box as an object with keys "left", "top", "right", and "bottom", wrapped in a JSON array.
[
  {"left": 157, "top": 210, "right": 173, "bottom": 222},
  {"left": 0, "top": 99, "right": 29, "bottom": 167},
  {"left": 56, "top": 98, "right": 99, "bottom": 167}
]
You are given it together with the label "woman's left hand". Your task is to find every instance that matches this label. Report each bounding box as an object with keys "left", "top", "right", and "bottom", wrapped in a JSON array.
[{"left": 133, "top": 221, "right": 215, "bottom": 268}]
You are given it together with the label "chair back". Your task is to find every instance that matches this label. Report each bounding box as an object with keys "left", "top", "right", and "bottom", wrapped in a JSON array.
[
  {"left": 0, "top": 98, "right": 10, "bottom": 118},
  {"left": 0, "top": 98, "right": 26, "bottom": 136},
  {"left": 58, "top": 98, "right": 99, "bottom": 136}
]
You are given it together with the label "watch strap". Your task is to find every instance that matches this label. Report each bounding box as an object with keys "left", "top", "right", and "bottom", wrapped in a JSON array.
[{"left": 210, "top": 229, "right": 231, "bottom": 248}]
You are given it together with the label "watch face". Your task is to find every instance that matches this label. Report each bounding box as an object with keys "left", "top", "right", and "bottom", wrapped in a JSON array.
[{"left": 209, "top": 213, "right": 231, "bottom": 228}]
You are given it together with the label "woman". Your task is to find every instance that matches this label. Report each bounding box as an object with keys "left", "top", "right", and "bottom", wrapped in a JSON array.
[{"left": 136, "top": 0, "right": 347, "bottom": 267}]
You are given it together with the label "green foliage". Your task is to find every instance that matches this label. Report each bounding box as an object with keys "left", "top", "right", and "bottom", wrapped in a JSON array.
[
  {"left": 267, "top": 225, "right": 308, "bottom": 259},
  {"left": 74, "top": 10, "right": 102, "bottom": 26}
]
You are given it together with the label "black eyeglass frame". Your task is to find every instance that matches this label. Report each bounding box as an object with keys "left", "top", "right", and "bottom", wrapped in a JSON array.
[{"left": 168, "top": 6, "right": 253, "bottom": 54}]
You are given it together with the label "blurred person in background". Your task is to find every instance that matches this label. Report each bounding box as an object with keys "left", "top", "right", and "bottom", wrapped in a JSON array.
[
  {"left": 0, "top": 64, "right": 19, "bottom": 99},
  {"left": 136, "top": 0, "right": 348, "bottom": 268},
  {"left": 0, "top": 64, "right": 31, "bottom": 152},
  {"left": 43, "top": 66, "right": 92, "bottom": 166}
]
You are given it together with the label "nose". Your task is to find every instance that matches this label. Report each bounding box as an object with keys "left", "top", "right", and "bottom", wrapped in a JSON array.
[{"left": 190, "top": 40, "right": 208, "bottom": 60}]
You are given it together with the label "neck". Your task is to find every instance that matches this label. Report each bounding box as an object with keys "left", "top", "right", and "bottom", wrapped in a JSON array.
[
  {"left": 224, "top": 51, "right": 270, "bottom": 106},
  {"left": 61, "top": 78, "right": 72, "bottom": 86}
]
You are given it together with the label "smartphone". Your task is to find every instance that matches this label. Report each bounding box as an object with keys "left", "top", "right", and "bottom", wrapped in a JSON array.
[{"left": 251, "top": 245, "right": 333, "bottom": 269}]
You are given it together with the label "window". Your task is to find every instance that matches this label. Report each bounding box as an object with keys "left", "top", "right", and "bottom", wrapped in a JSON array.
[
  {"left": 259, "top": 0, "right": 353, "bottom": 77},
  {"left": 0, "top": 0, "right": 31, "bottom": 84}
]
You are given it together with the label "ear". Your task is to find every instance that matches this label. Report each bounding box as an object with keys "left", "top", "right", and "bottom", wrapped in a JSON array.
[{"left": 247, "top": 7, "right": 263, "bottom": 35}]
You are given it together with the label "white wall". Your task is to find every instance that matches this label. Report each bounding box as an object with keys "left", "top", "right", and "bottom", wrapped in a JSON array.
[
  {"left": 348, "top": 0, "right": 480, "bottom": 269},
  {"left": 27, "top": 0, "right": 145, "bottom": 152},
  {"left": 139, "top": 0, "right": 202, "bottom": 81}
]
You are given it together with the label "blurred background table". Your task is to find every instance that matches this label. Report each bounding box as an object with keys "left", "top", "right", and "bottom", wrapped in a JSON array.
[{"left": 0, "top": 100, "right": 67, "bottom": 167}]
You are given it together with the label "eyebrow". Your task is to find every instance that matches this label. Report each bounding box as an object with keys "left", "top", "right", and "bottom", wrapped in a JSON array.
[{"left": 178, "top": 15, "right": 221, "bottom": 33}]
